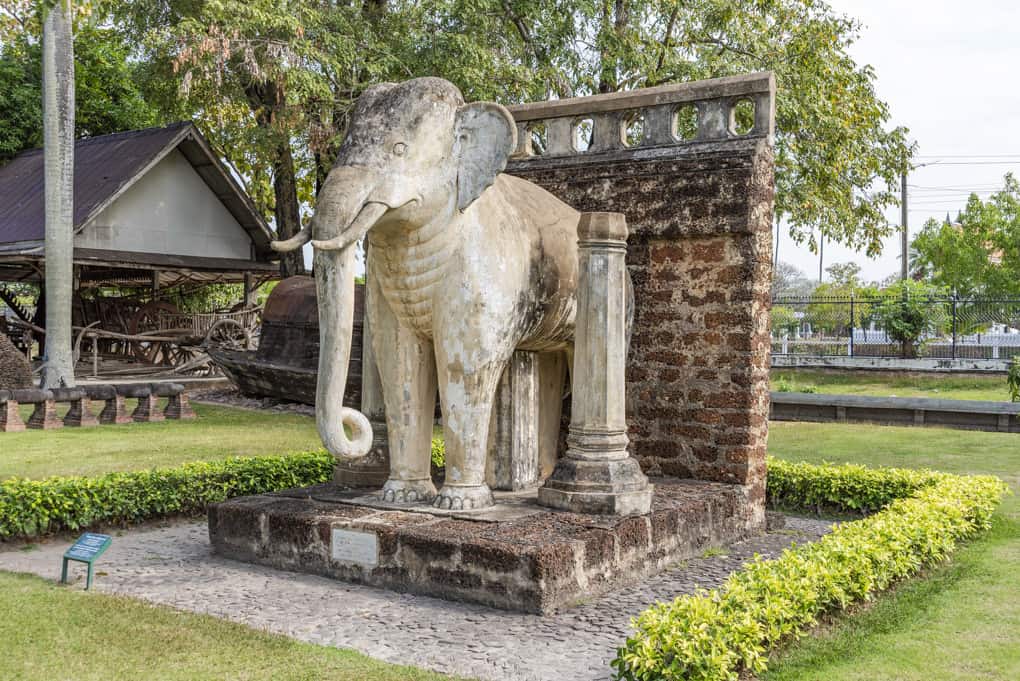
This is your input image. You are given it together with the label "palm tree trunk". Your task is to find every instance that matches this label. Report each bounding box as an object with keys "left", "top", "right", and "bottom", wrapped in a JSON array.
[{"left": 41, "top": 0, "right": 76, "bottom": 388}]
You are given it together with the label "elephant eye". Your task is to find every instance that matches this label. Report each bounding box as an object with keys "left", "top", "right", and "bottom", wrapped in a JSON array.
[{"left": 392, "top": 142, "right": 407, "bottom": 156}]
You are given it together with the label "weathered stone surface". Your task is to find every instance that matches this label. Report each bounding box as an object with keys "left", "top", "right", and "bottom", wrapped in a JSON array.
[
  {"left": 131, "top": 393, "right": 164, "bottom": 423},
  {"left": 539, "top": 212, "right": 652, "bottom": 515},
  {"left": 0, "top": 390, "right": 26, "bottom": 432},
  {"left": 487, "top": 350, "right": 541, "bottom": 491},
  {"left": 19, "top": 389, "right": 61, "bottom": 430},
  {"left": 334, "top": 255, "right": 390, "bottom": 488},
  {"left": 508, "top": 127, "right": 774, "bottom": 521},
  {"left": 210, "top": 478, "right": 764, "bottom": 614},
  {"left": 63, "top": 395, "right": 99, "bottom": 427},
  {"left": 164, "top": 392, "right": 197, "bottom": 420},
  {"left": 1, "top": 514, "right": 832, "bottom": 681},
  {"left": 272, "top": 77, "right": 583, "bottom": 511},
  {"left": 0, "top": 332, "right": 32, "bottom": 391},
  {"left": 85, "top": 385, "right": 131, "bottom": 425}
]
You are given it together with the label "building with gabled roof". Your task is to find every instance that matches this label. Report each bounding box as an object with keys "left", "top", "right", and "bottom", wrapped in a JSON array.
[{"left": 0, "top": 121, "right": 279, "bottom": 289}]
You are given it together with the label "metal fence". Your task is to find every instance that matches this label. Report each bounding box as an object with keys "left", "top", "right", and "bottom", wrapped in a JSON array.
[{"left": 771, "top": 295, "right": 1020, "bottom": 359}]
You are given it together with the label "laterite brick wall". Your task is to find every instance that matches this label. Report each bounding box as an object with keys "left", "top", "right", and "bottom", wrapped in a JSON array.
[{"left": 506, "top": 73, "right": 775, "bottom": 508}]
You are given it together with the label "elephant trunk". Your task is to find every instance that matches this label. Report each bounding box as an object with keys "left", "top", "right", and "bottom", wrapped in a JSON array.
[{"left": 315, "top": 243, "right": 373, "bottom": 459}]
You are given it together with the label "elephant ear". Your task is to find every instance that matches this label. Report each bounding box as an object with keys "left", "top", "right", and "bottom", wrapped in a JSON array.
[{"left": 453, "top": 102, "right": 518, "bottom": 212}]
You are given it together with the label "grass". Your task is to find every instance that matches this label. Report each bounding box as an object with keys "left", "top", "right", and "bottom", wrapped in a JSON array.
[
  {"left": 766, "top": 420, "right": 1020, "bottom": 680},
  {"left": 2, "top": 403, "right": 1016, "bottom": 679},
  {"left": 771, "top": 369, "right": 1010, "bottom": 402},
  {"left": 1, "top": 402, "right": 321, "bottom": 480},
  {"left": 0, "top": 571, "right": 455, "bottom": 681}
]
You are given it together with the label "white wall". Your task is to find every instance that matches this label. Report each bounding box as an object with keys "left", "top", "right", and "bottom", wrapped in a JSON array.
[{"left": 76, "top": 149, "right": 252, "bottom": 260}]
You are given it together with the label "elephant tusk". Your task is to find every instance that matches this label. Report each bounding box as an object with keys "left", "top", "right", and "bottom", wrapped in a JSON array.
[
  {"left": 310, "top": 202, "right": 389, "bottom": 251},
  {"left": 271, "top": 223, "right": 312, "bottom": 253}
]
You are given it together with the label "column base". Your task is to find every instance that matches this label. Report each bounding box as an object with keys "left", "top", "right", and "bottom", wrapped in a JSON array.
[
  {"left": 64, "top": 398, "right": 100, "bottom": 427},
  {"left": 99, "top": 396, "right": 132, "bottom": 425},
  {"left": 537, "top": 457, "right": 653, "bottom": 516},
  {"left": 28, "top": 400, "right": 62, "bottom": 430},
  {"left": 1, "top": 401, "right": 26, "bottom": 432}
]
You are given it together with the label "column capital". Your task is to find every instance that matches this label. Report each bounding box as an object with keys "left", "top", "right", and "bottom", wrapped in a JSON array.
[{"left": 578, "top": 212, "right": 628, "bottom": 243}]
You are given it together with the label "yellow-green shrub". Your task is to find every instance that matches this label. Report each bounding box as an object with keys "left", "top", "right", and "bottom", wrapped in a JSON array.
[
  {"left": 0, "top": 450, "right": 333, "bottom": 539},
  {"left": 612, "top": 462, "right": 1008, "bottom": 681},
  {"left": 766, "top": 457, "right": 947, "bottom": 514}
]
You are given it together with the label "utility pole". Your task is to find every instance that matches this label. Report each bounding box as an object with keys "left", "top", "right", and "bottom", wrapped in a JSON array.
[
  {"left": 901, "top": 171, "right": 908, "bottom": 280},
  {"left": 818, "top": 234, "right": 824, "bottom": 282}
]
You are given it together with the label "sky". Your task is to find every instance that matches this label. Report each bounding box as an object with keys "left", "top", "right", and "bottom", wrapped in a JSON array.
[{"left": 780, "top": 0, "right": 1020, "bottom": 284}]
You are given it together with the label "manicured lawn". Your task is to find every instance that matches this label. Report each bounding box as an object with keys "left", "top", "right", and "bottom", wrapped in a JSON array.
[
  {"left": 3, "top": 411, "right": 1016, "bottom": 680},
  {"left": 766, "top": 421, "right": 1020, "bottom": 680},
  {"left": 771, "top": 369, "right": 1010, "bottom": 402},
  {"left": 0, "top": 571, "right": 455, "bottom": 681},
  {"left": 0, "top": 402, "right": 321, "bottom": 480}
]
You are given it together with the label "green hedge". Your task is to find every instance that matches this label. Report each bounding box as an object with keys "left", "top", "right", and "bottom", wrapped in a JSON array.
[
  {"left": 0, "top": 451, "right": 333, "bottom": 539},
  {"left": 612, "top": 460, "right": 1008, "bottom": 681},
  {"left": 766, "top": 457, "right": 948, "bottom": 515}
]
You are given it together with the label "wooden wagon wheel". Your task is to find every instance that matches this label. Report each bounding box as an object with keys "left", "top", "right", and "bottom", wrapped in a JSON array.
[
  {"left": 203, "top": 318, "right": 254, "bottom": 351},
  {"left": 128, "top": 300, "right": 180, "bottom": 364}
]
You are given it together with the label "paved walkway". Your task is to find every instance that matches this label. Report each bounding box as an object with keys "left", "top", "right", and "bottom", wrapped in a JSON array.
[{"left": 0, "top": 516, "right": 831, "bottom": 681}]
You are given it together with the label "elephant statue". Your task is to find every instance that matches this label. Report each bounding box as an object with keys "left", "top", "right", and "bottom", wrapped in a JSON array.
[{"left": 273, "top": 77, "right": 582, "bottom": 510}]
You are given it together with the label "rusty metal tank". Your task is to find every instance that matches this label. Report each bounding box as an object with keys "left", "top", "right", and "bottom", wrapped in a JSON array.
[{"left": 209, "top": 276, "right": 363, "bottom": 406}]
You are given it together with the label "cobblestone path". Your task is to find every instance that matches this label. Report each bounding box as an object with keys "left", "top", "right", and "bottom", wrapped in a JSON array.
[{"left": 0, "top": 516, "right": 831, "bottom": 681}]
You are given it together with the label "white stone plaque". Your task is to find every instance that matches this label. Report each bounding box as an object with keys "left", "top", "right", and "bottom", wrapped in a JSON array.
[{"left": 330, "top": 528, "right": 378, "bottom": 567}]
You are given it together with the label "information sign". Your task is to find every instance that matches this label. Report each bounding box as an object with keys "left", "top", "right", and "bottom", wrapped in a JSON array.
[{"left": 61, "top": 533, "right": 112, "bottom": 590}]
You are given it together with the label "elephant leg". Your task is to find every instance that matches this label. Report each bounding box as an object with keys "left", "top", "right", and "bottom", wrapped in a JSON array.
[
  {"left": 434, "top": 352, "right": 510, "bottom": 510},
  {"left": 371, "top": 291, "right": 437, "bottom": 504}
]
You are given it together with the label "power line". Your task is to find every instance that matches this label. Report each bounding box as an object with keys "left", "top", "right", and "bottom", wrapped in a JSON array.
[
  {"left": 908, "top": 183, "right": 1003, "bottom": 190},
  {"left": 916, "top": 161, "right": 1020, "bottom": 166},
  {"left": 915, "top": 154, "right": 1020, "bottom": 159}
]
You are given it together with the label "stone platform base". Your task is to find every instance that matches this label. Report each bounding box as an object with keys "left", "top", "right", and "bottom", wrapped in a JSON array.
[{"left": 208, "top": 478, "right": 764, "bottom": 614}]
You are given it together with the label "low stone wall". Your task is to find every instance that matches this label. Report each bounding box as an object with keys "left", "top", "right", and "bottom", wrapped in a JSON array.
[
  {"left": 772, "top": 355, "right": 1011, "bottom": 374},
  {"left": 771, "top": 392, "right": 1020, "bottom": 433},
  {"left": 209, "top": 479, "right": 764, "bottom": 614}
]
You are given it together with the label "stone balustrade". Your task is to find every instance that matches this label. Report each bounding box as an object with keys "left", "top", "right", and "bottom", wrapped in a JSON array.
[
  {"left": 0, "top": 382, "right": 197, "bottom": 433},
  {"left": 506, "top": 72, "right": 774, "bottom": 160}
]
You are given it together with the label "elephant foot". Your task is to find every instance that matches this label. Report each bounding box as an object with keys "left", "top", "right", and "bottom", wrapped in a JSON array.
[
  {"left": 433, "top": 484, "right": 494, "bottom": 511},
  {"left": 380, "top": 478, "right": 437, "bottom": 504}
]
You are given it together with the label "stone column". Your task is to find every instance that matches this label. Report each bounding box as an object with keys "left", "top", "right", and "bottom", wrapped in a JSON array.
[
  {"left": 486, "top": 350, "right": 540, "bottom": 491},
  {"left": 538, "top": 212, "right": 652, "bottom": 516},
  {"left": 334, "top": 250, "right": 390, "bottom": 488}
]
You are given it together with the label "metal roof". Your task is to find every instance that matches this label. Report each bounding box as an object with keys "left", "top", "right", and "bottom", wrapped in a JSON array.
[{"left": 0, "top": 122, "right": 276, "bottom": 258}]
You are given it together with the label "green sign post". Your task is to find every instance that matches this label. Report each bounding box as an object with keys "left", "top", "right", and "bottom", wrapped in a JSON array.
[{"left": 61, "top": 533, "right": 112, "bottom": 590}]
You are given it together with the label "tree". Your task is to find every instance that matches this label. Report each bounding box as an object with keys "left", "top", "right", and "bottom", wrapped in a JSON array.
[
  {"left": 118, "top": 0, "right": 394, "bottom": 278},
  {"left": 803, "top": 264, "right": 878, "bottom": 336},
  {"left": 110, "top": 0, "right": 912, "bottom": 269},
  {"left": 872, "top": 279, "right": 948, "bottom": 359},
  {"left": 772, "top": 261, "right": 814, "bottom": 298},
  {"left": 454, "top": 0, "right": 914, "bottom": 256},
  {"left": 911, "top": 174, "right": 1020, "bottom": 298},
  {"left": 41, "top": 0, "right": 76, "bottom": 388},
  {"left": 824, "top": 262, "right": 863, "bottom": 288},
  {"left": 0, "top": 7, "right": 160, "bottom": 160},
  {"left": 770, "top": 305, "right": 799, "bottom": 336}
]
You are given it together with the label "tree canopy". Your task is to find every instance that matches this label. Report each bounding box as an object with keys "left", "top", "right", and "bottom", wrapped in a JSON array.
[
  {"left": 911, "top": 174, "right": 1020, "bottom": 298},
  {"left": 2, "top": 0, "right": 915, "bottom": 261},
  {"left": 0, "top": 3, "right": 159, "bottom": 160}
]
